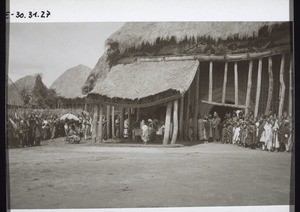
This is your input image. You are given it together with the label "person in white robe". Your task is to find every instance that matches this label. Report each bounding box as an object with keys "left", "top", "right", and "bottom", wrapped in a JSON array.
[
  {"left": 263, "top": 119, "right": 273, "bottom": 151},
  {"left": 272, "top": 119, "right": 280, "bottom": 151},
  {"left": 232, "top": 123, "right": 240, "bottom": 145}
]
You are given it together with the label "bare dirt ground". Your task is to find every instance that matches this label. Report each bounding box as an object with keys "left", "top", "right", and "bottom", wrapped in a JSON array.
[{"left": 8, "top": 138, "right": 292, "bottom": 209}]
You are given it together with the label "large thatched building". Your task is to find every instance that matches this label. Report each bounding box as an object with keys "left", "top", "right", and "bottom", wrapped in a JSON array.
[
  {"left": 50, "top": 64, "right": 92, "bottom": 111},
  {"left": 83, "top": 22, "right": 293, "bottom": 144}
]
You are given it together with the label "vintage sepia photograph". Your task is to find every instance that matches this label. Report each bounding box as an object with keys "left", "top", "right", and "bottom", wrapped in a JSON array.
[{"left": 6, "top": 21, "right": 294, "bottom": 210}]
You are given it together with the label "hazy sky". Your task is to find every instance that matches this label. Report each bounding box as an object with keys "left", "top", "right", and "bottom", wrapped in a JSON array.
[{"left": 8, "top": 22, "right": 124, "bottom": 87}]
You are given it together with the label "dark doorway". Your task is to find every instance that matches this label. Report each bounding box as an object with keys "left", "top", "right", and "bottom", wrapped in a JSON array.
[
  {"left": 209, "top": 101, "right": 240, "bottom": 122},
  {"left": 140, "top": 105, "right": 166, "bottom": 121}
]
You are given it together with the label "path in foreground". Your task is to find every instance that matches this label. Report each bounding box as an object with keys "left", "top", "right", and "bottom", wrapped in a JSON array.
[{"left": 8, "top": 140, "right": 292, "bottom": 209}]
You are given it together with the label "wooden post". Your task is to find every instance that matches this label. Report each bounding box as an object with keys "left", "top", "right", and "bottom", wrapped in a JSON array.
[
  {"left": 234, "top": 62, "right": 238, "bottom": 105},
  {"left": 163, "top": 102, "right": 172, "bottom": 145},
  {"left": 106, "top": 105, "right": 111, "bottom": 139},
  {"left": 278, "top": 54, "right": 286, "bottom": 118},
  {"left": 179, "top": 97, "right": 184, "bottom": 140},
  {"left": 127, "top": 108, "right": 131, "bottom": 139},
  {"left": 184, "top": 88, "right": 191, "bottom": 140},
  {"left": 208, "top": 61, "right": 213, "bottom": 102},
  {"left": 98, "top": 105, "right": 103, "bottom": 143},
  {"left": 111, "top": 106, "right": 115, "bottom": 138},
  {"left": 265, "top": 56, "right": 273, "bottom": 115},
  {"left": 289, "top": 55, "right": 293, "bottom": 118},
  {"left": 92, "top": 104, "right": 99, "bottom": 140},
  {"left": 254, "top": 59, "right": 263, "bottom": 119},
  {"left": 193, "top": 68, "right": 200, "bottom": 141},
  {"left": 128, "top": 108, "right": 131, "bottom": 127},
  {"left": 245, "top": 60, "right": 253, "bottom": 116},
  {"left": 222, "top": 62, "right": 228, "bottom": 104},
  {"left": 136, "top": 108, "right": 140, "bottom": 122},
  {"left": 120, "top": 107, "right": 125, "bottom": 138},
  {"left": 171, "top": 100, "right": 179, "bottom": 145},
  {"left": 84, "top": 102, "right": 87, "bottom": 111}
]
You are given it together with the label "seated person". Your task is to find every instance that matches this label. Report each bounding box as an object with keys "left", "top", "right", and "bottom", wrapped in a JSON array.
[{"left": 67, "top": 125, "right": 81, "bottom": 143}]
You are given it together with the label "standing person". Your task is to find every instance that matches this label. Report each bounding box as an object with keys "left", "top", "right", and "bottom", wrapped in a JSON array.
[
  {"left": 148, "top": 119, "right": 156, "bottom": 143},
  {"left": 64, "top": 121, "right": 69, "bottom": 137},
  {"left": 272, "top": 118, "right": 280, "bottom": 152},
  {"left": 84, "top": 117, "right": 92, "bottom": 140},
  {"left": 258, "top": 117, "right": 266, "bottom": 150},
  {"left": 227, "top": 119, "right": 234, "bottom": 144},
  {"left": 203, "top": 114, "right": 210, "bottom": 143},
  {"left": 115, "top": 115, "right": 120, "bottom": 139},
  {"left": 240, "top": 123, "right": 247, "bottom": 147},
  {"left": 197, "top": 114, "right": 206, "bottom": 142},
  {"left": 280, "top": 118, "right": 291, "bottom": 152},
  {"left": 44, "top": 119, "right": 50, "bottom": 140},
  {"left": 20, "top": 119, "right": 29, "bottom": 147},
  {"left": 51, "top": 118, "right": 57, "bottom": 139},
  {"left": 81, "top": 117, "right": 86, "bottom": 137},
  {"left": 8, "top": 117, "right": 18, "bottom": 148},
  {"left": 211, "top": 112, "right": 221, "bottom": 142},
  {"left": 102, "top": 116, "right": 107, "bottom": 140},
  {"left": 188, "top": 114, "right": 194, "bottom": 142},
  {"left": 232, "top": 122, "right": 240, "bottom": 145},
  {"left": 141, "top": 121, "right": 149, "bottom": 145},
  {"left": 221, "top": 114, "right": 229, "bottom": 144},
  {"left": 232, "top": 112, "right": 238, "bottom": 122},
  {"left": 124, "top": 116, "right": 129, "bottom": 139},
  {"left": 264, "top": 118, "right": 273, "bottom": 152},
  {"left": 208, "top": 114, "right": 213, "bottom": 142},
  {"left": 28, "top": 116, "right": 35, "bottom": 147},
  {"left": 247, "top": 120, "right": 256, "bottom": 149},
  {"left": 35, "top": 118, "right": 42, "bottom": 146}
]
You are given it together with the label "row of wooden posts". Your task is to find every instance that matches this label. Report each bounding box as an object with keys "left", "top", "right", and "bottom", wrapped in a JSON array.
[
  {"left": 162, "top": 54, "right": 293, "bottom": 143},
  {"left": 202, "top": 54, "right": 293, "bottom": 118},
  {"left": 91, "top": 54, "right": 293, "bottom": 145},
  {"left": 88, "top": 101, "right": 181, "bottom": 144}
]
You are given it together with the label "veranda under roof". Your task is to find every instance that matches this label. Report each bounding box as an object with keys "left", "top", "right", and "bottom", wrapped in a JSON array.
[{"left": 88, "top": 60, "right": 199, "bottom": 107}]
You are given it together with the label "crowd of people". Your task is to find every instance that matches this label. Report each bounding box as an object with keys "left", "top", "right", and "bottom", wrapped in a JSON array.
[
  {"left": 7, "top": 109, "right": 294, "bottom": 152},
  {"left": 7, "top": 111, "right": 94, "bottom": 148},
  {"left": 190, "top": 110, "right": 293, "bottom": 152}
]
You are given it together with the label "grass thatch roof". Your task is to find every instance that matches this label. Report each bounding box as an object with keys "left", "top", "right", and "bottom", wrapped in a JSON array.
[
  {"left": 107, "top": 22, "right": 287, "bottom": 54},
  {"left": 7, "top": 78, "right": 24, "bottom": 107},
  {"left": 88, "top": 60, "right": 199, "bottom": 106},
  {"left": 81, "top": 52, "right": 110, "bottom": 94},
  {"left": 50, "top": 64, "right": 91, "bottom": 99}
]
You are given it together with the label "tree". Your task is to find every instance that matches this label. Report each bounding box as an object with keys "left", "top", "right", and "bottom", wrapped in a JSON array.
[
  {"left": 32, "top": 74, "right": 49, "bottom": 108},
  {"left": 19, "top": 87, "right": 31, "bottom": 106},
  {"left": 45, "top": 88, "right": 58, "bottom": 109}
]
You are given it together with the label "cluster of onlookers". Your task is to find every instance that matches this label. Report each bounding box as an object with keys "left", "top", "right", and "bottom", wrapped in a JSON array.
[
  {"left": 8, "top": 109, "right": 293, "bottom": 151},
  {"left": 7, "top": 111, "right": 94, "bottom": 148},
  {"left": 193, "top": 110, "right": 293, "bottom": 152}
]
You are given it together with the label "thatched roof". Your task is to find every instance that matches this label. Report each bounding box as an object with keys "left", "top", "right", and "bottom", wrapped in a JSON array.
[
  {"left": 88, "top": 60, "right": 199, "bottom": 107},
  {"left": 7, "top": 78, "right": 24, "bottom": 107},
  {"left": 107, "top": 22, "right": 290, "bottom": 54},
  {"left": 81, "top": 52, "right": 110, "bottom": 94},
  {"left": 50, "top": 64, "right": 91, "bottom": 99}
]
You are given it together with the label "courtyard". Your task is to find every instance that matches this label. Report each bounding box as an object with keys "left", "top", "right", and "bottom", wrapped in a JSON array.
[{"left": 8, "top": 139, "right": 292, "bottom": 209}]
